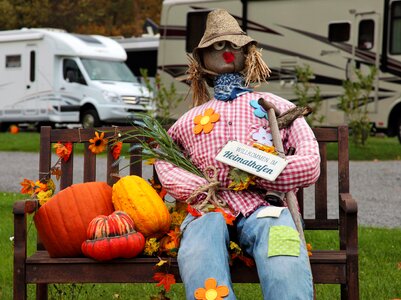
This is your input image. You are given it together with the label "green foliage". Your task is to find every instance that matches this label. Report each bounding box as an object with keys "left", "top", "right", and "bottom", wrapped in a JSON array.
[
  {"left": 293, "top": 64, "right": 324, "bottom": 127},
  {"left": 140, "top": 69, "right": 184, "bottom": 123},
  {"left": 0, "top": 0, "right": 163, "bottom": 37},
  {"left": 339, "top": 66, "right": 377, "bottom": 146}
]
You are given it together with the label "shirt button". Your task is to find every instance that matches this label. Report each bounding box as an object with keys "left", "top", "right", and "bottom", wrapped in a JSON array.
[{"left": 228, "top": 121, "right": 232, "bottom": 125}]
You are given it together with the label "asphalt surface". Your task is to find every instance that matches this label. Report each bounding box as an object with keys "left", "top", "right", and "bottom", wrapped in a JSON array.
[{"left": 1, "top": 151, "right": 400, "bottom": 228}]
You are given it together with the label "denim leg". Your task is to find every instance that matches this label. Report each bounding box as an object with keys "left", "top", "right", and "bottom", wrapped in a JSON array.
[
  {"left": 178, "top": 212, "right": 236, "bottom": 300},
  {"left": 237, "top": 207, "right": 313, "bottom": 300}
]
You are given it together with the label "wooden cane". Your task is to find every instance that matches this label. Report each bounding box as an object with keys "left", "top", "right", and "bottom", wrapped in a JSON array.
[{"left": 258, "top": 98, "right": 307, "bottom": 247}]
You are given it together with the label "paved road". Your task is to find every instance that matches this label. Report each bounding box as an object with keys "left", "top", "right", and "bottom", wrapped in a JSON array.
[{"left": 1, "top": 151, "right": 400, "bottom": 228}]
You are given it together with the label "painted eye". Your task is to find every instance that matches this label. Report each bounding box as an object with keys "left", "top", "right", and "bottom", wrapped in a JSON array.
[
  {"left": 213, "top": 41, "right": 226, "bottom": 50},
  {"left": 230, "top": 42, "right": 242, "bottom": 50}
]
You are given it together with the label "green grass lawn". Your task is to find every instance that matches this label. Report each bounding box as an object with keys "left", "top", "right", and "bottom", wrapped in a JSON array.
[
  {"left": 1, "top": 192, "right": 401, "bottom": 299},
  {"left": 1, "top": 131, "right": 400, "bottom": 160}
]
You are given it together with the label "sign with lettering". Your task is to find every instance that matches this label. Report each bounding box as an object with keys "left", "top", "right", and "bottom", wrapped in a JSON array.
[{"left": 215, "top": 141, "right": 288, "bottom": 182}]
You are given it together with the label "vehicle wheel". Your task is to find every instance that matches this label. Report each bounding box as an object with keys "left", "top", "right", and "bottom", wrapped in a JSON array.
[
  {"left": 81, "top": 109, "right": 101, "bottom": 128},
  {"left": 397, "top": 117, "right": 401, "bottom": 144},
  {"left": 0, "top": 122, "right": 11, "bottom": 132}
]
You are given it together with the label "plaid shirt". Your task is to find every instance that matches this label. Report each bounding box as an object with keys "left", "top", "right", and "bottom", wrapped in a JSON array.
[{"left": 155, "top": 92, "right": 320, "bottom": 217}]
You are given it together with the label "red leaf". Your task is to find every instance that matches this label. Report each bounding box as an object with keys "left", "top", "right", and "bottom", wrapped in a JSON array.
[
  {"left": 112, "top": 142, "right": 123, "bottom": 160},
  {"left": 187, "top": 205, "right": 202, "bottom": 217},
  {"left": 153, "top": 272, "right": 176, "bottom": 292}
]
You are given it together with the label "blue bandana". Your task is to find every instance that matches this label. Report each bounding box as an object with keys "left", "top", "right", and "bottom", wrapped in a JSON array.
[{"left": 214, "top": 73, "right": 252, "bottom": 101}]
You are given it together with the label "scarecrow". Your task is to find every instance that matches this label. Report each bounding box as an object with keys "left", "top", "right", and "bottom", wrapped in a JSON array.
[{"left": 155, "top": 9, "right": 320, "bottom": 300}]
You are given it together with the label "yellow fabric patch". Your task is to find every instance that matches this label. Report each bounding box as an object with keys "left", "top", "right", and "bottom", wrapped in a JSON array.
[{"left": 268, "top": 225, "right": 300, "bottom": 257}]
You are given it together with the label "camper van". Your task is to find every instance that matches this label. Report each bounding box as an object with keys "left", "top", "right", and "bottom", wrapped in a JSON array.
[
  {"left": 158, "top": 0, "right": 401, "bottom": 142},
  {"left": 0, "top": 28, "right": 154, "bottom": 130}
]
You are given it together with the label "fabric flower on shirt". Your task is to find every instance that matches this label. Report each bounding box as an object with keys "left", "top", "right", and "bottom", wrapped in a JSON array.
[
  {"left": 252, "top": 127, "right": 273, "bottom": 146},
  {"left": 250, "top": 100, "right": 268, "bottom": 119},
  {"left": 194, "top": 278, "right": 229, "bottom": 300},
  {"left": 193, "top": 108, "right": 220, "bottom": 134}
]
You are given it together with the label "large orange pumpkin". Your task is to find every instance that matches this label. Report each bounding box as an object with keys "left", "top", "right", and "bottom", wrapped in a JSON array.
[
  {"left": 34, "top": 182, "right": 114, "bottom": 257},
  {"left": 112, "top": 176, "right": 171, "bottom": 238}
]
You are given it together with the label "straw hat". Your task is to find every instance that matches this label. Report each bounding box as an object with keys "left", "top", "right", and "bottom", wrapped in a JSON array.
[
  {"left": 188, "top": 9, "right": 270, "bottom": 107},
  {"left": 194, "top": 9, "right": 255, "bottom": 54}
]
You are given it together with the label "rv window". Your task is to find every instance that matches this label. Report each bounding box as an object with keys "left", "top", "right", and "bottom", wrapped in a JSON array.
[
  {"left": 6, "top": 55, "right": 21, "bottom": 68},
  {"left": 328, "top": 22, "right": 350, "bottom": 42},
  {"left": 63, "top": 59, "right": 86, "bottom": 85},
  {"left": 358, "top": 19, "right": 374, "bottom": 50},
  {"left": 390, "top": 1, "right": 401, "bottom": 54},
  {"left": 186, "top": 10, "right": 211, "bottom": 53},
  {"left": 30, "top": 51, "right": 35, "bottom": 82}
]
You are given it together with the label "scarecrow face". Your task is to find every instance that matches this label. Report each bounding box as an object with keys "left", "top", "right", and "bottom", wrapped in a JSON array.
[{"left": 202, "top": 41, "right": 246, "bottom": 74}]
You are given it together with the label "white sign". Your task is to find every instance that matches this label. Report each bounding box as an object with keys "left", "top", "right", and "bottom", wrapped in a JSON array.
[{"left": 215, "top": 141, "right": 288, "bottom": 182}]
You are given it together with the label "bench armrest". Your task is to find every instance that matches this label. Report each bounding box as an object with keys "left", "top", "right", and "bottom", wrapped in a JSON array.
[
  {"left": 339, "top": 193, "right": 358, "bottom": 214},
  {"left": 13, "top": 199, "right": 39, "bottom": 215}
]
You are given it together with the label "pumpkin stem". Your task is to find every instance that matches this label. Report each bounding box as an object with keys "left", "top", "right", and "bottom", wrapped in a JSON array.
[{"left": 110, "top": 173, "right": 122, "bottom": 180}]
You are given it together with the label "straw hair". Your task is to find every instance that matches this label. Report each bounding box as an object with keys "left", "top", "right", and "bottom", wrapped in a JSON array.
[
  {"left": 187, "top": 54, "right": 211, "bottom": 107},
  {"left": 244, "top": 44, "right": 271, "bottom": 87}
]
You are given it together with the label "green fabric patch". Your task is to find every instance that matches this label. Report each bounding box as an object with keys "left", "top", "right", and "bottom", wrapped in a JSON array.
[{"left": 268, "top": 225, "right": 300, "bottom": 257}]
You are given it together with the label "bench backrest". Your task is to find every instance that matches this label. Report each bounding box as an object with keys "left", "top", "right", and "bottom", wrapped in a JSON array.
[{"left": 38, "top": 125, "right": 349, "bottom": 242}]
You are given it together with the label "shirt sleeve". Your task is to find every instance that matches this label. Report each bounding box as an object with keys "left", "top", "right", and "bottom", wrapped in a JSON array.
[
  {"left": 154, "top": 120, "right": 208, "bottom": 202},
  {"left": 155, "top": 160, "right": 208, "bottom": 202},
  {"left": 255, "top": 116, "right": 321, "bottom": 192}
]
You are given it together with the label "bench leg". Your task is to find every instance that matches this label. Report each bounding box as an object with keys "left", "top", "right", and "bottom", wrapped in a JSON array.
[{"left": 36, "top": 284, "right": 48, "bottom": 300}]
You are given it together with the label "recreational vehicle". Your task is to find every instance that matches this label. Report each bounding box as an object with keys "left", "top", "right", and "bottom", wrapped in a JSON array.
[
  {"left": 158, "top": 0, "right": 401, "bottom": 142},
  {"left": 0, "top": 28, "right": 154, "bottom": 130}
]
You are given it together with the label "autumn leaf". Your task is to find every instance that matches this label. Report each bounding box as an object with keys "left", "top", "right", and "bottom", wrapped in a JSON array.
[
  {"left": 187, "top": 204, "right": 202, "bottom": 217},
  {"left": 112, "top": 141, "right": 123, "bottom": 160},
  {"left": 53, "top": 142, "right": 72, "bottom": 162},
  {"left": 153, "top": 272, "right": 176, "bottom": 292},
  {"left": 214, "top": 208, "right": 236, "bottom": 225},
  {"left": 20, "top": 178, "right": 35, "bottom": 195},
  {"left": 51, "top": 167, "right": 62, "bottom": 181}
]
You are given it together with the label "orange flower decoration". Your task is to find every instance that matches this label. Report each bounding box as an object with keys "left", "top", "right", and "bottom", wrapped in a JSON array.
[
  {"left": 89, "top": 131, "right": 108, "bottom": 154},
  {"left": 111, "top": 141, "right": 123, "bottom": 160},
  {"left": 193, "top": 108, "right": 220, "bottom": 134},
  {"left": 194, "top": 278, "right": 229, "bottom": 300},
  {"left": 53, "top": 142, "right": 72, "bottom": 162}
]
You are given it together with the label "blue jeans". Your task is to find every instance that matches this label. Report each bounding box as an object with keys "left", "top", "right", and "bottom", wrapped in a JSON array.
[{"left": 177, "top": 207, "right": 313, "bottom": 299}]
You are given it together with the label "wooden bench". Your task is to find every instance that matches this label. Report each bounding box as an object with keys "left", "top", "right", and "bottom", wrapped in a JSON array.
[{"left": 13, "top": 125, "right": 359, "bottom": 299}]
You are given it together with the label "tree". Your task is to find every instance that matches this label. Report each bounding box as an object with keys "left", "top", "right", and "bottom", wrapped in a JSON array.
[
  {"left": 293, "top": 64, "right": 324, "bottom": 127},
  {"left": 339, "top": 66, "right": 377, "bottom": 146}
]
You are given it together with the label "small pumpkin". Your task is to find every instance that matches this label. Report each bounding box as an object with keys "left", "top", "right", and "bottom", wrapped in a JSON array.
[
  {"left": 82, "top": 211, "right": 145, "bottom": 261},
  {"left": 34, "top": 182, "right": 114, "bottom": 257},
  {"left": 9, "top": 124, "right": 19, "bottom": 134},
  {"left": 112, "top": 175, "right": 171, "bottom": 238}
]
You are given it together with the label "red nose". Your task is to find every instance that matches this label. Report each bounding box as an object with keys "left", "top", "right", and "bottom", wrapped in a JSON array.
[{"left": 223, "top": 52, "right": 235, "bottom": 63}]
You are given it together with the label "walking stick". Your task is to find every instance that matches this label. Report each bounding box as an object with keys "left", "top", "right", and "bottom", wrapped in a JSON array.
[{"left": 258, "top": 98, "right": 307, "bottom": 248}]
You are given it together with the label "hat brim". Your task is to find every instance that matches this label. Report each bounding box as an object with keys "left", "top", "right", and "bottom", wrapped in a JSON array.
[{"left": 196, "top": 34, "right": 254, "bottom": 51}]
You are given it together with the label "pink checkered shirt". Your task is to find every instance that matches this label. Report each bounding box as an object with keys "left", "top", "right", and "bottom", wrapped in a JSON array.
[{"left": 155, "top": 92, "right": 320, "bottom": 217}]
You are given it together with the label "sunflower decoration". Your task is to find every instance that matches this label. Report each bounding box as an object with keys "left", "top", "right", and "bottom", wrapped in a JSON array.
[
  {"left": 89, "top": 131, "right": 108, "bottom": 154},
  {"left": 193, "top": 108, "right": 220, "bottom": 134}
]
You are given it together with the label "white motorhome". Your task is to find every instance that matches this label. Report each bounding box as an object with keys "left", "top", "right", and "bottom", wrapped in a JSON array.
[
  {"left": 0, "top": 28, "right": 154, "bottom": 130},
  {"left": 158, "top": 0, "right": 401, "bottom": 142}
]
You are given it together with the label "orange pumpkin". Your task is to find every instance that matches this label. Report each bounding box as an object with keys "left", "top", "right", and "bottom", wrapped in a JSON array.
[
  {"left": 9, "top": 125, "right": 19, "bottom": 134},
  {"left": 34, "top": 182, "right": 114, "bottom": 257}
]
